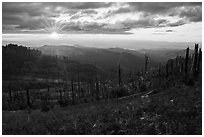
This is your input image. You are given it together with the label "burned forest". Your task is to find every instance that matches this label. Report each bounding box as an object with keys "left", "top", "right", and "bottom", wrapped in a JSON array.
[{"left": 2, "top": 43, "right": 202, "bottom": 135}]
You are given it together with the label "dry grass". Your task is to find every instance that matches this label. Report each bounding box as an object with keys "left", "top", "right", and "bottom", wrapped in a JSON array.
[{"left": 2, "top": 81, "right": 202, "bottom": 135}]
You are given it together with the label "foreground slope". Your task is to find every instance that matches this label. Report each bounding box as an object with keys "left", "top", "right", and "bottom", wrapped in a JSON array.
[{"left": 3, "top": 79, "right": 202, "bottom": 135}]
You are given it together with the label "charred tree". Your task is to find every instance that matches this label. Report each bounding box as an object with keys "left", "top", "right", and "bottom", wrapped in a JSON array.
[
  {"left": 158, "top": 63, "right": 161, "bottom": 77},
  {"left": 95, "top": 77, "right": 100, "bottom": 100},
  {"left": 196, "top": 48, "right": 202, "bottom": 76},
  {"left": 193, "top": 44, "right": 199, "bottom": 76},
  {"left": 118, "top": 63, "right": 122, "bottom": 87},
  {"left": 185, "top": 47, "right": 189, "bottom": 75},
  {"left": 181, "top": 62, "right": 184, "bottom": 73},
  {"left": 144, "top": 54, "right": 149, "bottom": 74},
  {"left": 77, "top": 74, "right": 81, "bottom": 98},
  {"left": 175, "top": 56, "right": 179, "bottom": 73},
  {"left": 8, "top": 86, "right": 12, "bottom": 103},
  {"left": 26, "top": 89, "right": 31, "bottom": 108},
  {"left": 71, "top": 81, "right": 75, "bottom": 104},
  {"left": 170, "top": 59, "right": 174, "bottom": 74},
  {"left": 59, "top": 89, "right": 62, "bottom": 100},
  {"left": 166, "top": 63, "right": 169, "bottom": 78}
]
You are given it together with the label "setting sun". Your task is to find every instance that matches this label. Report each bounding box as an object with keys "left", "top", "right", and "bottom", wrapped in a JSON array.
[{"left": 50, "top": 32, "right": 59, "bottom": 39}]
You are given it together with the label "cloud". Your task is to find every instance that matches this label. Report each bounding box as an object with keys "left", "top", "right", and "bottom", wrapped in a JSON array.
[
  {"left": 166, "top": 30, "right": 173, "bottom": 32},
  {"left": 111, "top": 7, "right": 131, "bottom": 15},
  {"left": 44, "top": 2, "right": 113, "bottom": 10},
  {"left": 120, "top": 18, "right": 169, "bottom": 29},
  {"left": 110, "top": 2, "right": 202, "bottom": 23},
  {"left": 82, "top": 9, "right": 98, "bottom": 14},
  {"left": 178, "top": 6, "right": 202, "bottom": 22},
  {"left": 62, "top": 21, "right": 132, "bottom": 34},
  {"left": 2, "top": 2, "right": 202, "bottom": 34},
  {"left": 2, "top": 3, "right": 100, "bottom": 33},
  {"left": 62, "top": 18, "right": 169, "bottom": 34},
  {"left": 127, "top": 2, "right": 201, "bottom": 15},
  {"left": 167, "top": 20, "right": 186, "bottom": 27}
]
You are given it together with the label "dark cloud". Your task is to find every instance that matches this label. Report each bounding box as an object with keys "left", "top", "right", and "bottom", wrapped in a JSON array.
[
  {"left": 121, "top": 18, "right": 169, "bottom": 29},
  {"left": 178, "top": 6, "right": 202, "bottom": 22},
  {"left": 2, "top": 2, "right": 107, "bottom": 33},
  {"left": 2, "top": 2, "right": 53, "bottom": 32},
  {"left": 2, "top": 14, "right": 23, "bottom": 25},
  {"left": 3, "top": 3, "right": 51, "bottom": 18},
  {"left": 111, "top": 2, "right": 202, "bottom": 23},
  {"left": 127, "top": 2, "right": 201, "bottom": 14},
  {"left": 43, "top": 2, "right": 113, "bottom": 10},
  {"left": 15, "top": 19, "right": 44, "bottom": 30},
  {"left": 166, "top": 30, "right": 173, "bottom": 32}
]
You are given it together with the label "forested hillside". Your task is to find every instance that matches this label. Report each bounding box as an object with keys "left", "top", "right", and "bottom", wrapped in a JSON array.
[{"left": 3, "top": 44, "right": 102, "bottom": 81}]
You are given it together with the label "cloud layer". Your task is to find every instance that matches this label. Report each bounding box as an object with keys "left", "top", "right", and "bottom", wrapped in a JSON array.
[{"left": 2, "top": 2, "right": 202, "bottom": 34}]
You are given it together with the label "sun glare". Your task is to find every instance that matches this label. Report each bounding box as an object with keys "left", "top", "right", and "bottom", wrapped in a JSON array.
[
  {"left": 41, "top": 19, "right": 66, "bottom": 39},
  {"left": 50, "top": 32, "right": 60, "bottom": 39}
]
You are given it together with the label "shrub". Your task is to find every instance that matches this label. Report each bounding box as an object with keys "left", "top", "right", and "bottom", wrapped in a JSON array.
[
  {"left": 110, "top": 87, "right": 129, "bottom": 98},
  {"left": 58, "top": 99, "right": 70, "bottom": 107},
  {"left": 40, "top": 101, "right": 50, "bottom": 112}
]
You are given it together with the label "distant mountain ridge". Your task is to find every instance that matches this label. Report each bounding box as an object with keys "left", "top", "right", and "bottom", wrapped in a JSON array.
[
  {"left": 37, "top": 45, "right": 157, "bottom": 73},
  {"left": 138, "top": 48, "right": 194, "bottom": 62},
  {"left": 36, "top": 44, "right": 192, "bottom": 73}
]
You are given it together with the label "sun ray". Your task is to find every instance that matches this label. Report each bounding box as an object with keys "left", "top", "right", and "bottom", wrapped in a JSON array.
[{"left": 40, "top": 18, "right": 66, "bottom": 39}]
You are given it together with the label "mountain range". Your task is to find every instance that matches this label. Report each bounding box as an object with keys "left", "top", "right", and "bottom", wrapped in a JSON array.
[{"left": 36, "top": 45, "right": 193, "bottom": 73}]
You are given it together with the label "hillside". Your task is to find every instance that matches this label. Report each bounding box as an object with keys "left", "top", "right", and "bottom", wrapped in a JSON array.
[
  {"left": 37, "top": 45, "right": 157, "bottom": 72},
  {"left": 37, "top": 45, "right": 195, "bottom": 73},
  {"left": 2, "top": 79, "right": 202, "bottom": 135},
  {"left": 2, "top": 44, "right": 101, "bottom": 81},
  {"left": 138, "top": 49, "right": 194, "bottom": 62},
  {"left": 108, "top": 47, "right": 194, "bottom": 63},
  {"left": 2, "top": 43, "right": 202, "bottom": 135}
]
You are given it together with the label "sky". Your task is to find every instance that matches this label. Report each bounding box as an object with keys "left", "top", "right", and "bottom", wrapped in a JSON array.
[{"left": 2, "top": 2, "right": 202, "bottom": 49}]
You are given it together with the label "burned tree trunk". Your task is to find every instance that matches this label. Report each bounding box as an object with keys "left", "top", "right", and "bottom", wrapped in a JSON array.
[
  {"left": 181, "top": 62, "right": 184, "bottom": 73},
  {"left": 59, "top": 89, "right": 62, "bottom": 100},
  {"left": 193, "top": 44, "right": 199, "bottom": 76},
  {"left": 175, "top": 56, "right": 179, "bottom": 73},
  {"left": 118, "top": 63, "right": 121, "bottom": 87},
  {"left": 8, "top": 86, "right": 12, "bottom": 103},
  {"left": 170, "top": 59, "right": 174, "bottom": 74},
  {"left": 185, "top": 47, "right": 189, "bottom": 75},
  {"left": 158, "top": 63, "right": 161, "bottom": 77},
  {"left": 144, "top": 55, "right": 149, "bottom": 74},
  {"left": 26, "top": 89, "right": 31, "bottom": 108},
  {"left": 77, "top": 79, "right": 80, "bottom": 98},
  {"left": 71, "top": 81, "right": 75, "bottom": 104},
  {"left": 141, "top": 68, "right": 144, "bottom": 76},
  {"left": 196, "top": 48, "right": 202, "bottom": 76},
  {"left": 166, "top": 63, "right": 169, "bottom": 78},
  {"left": 95, "top": 77, "right": 100, "bottom": 100}
]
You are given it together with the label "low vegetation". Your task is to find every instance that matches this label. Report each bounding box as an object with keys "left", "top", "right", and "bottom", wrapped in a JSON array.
[{"left": 2, "top": 79, "right": 202, "bottom": 135}]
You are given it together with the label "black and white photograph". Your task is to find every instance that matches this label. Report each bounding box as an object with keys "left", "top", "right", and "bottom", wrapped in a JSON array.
[{"left": 2, "top": 1, "right": 202, "bottom": 135}]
